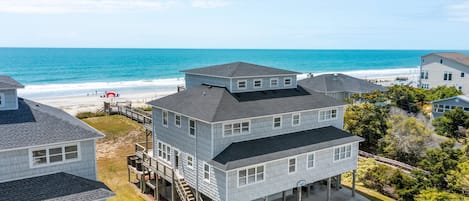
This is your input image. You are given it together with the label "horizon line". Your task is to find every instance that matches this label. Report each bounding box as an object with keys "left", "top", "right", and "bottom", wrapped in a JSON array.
[{"left": 1, "top": 47, "right": 468, "bottom": 51}]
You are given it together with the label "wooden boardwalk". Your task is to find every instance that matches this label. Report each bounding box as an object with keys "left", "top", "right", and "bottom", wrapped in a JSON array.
[{"left": 117, "top": 105, "right": 153, "bottom": 131}]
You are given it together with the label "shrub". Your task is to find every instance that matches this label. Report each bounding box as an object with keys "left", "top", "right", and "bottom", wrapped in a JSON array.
[{"left": 76, "top": 111, "right": 107, "bottom": 119}]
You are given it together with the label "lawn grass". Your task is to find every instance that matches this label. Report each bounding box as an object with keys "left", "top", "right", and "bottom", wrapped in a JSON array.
[
  {"left": 83, "top": 115, "right": 146, "bottom": 201},
  {"left": 342, "top": 181, "right": 396, "bottom": 201}
]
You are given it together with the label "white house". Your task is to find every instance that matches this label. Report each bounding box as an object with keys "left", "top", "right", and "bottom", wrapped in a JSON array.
[{"left": 419, "top": 52, "right": 469, "bottom": 94}]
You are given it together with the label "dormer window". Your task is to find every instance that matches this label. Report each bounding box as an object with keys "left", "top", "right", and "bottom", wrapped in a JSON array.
[
  {"left": 284, "top": 77, "right": 292, "bottom": 86},
  {"left": 0, "top": 93, "right": 4, "bottom": 107},
  {"left": 270, "top": 78, "right": 279, "bottom": 87},
  {"left": 237, "top": 80, "right": 247, "bottom": 89},
  {"left": 253, "top": 79, "right": 262, "bottom": 88}
]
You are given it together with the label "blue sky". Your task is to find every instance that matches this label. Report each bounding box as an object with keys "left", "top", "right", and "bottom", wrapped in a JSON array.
[{"left": 0, "top": 0, "right": 468, "bottom": 49}]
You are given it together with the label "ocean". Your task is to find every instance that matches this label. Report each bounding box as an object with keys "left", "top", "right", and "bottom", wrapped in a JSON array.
[{"left": 1, "top": 48, "right": 467, "bottom": 99}]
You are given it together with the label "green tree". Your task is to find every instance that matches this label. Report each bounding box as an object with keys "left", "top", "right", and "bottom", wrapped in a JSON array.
[
  {"left": 390, "top": 169, "right": 419, "bottom": 201},
  {"left": 415, "top": 188, "right": 468, "bottom": 201},
  {"left": 418, "top": 141, "right": 463, "bottom": 190},
  {"left": 433, "top": 107, "right": 469, "bottom": 138},
  {"left": 383, "top": 115, "right": 432, "bottom": 165},
  {"left": 344, "top": 103, "right": 389, "bottom": 152},
  {"left": 447, "top": 160, "right": 469, "bottom": 196},
  {"left": 386, "top": 85, "right": 425, "bottom": 113},
  {"left": 425, "top": 86, "right": 463, "bottom": 101}
]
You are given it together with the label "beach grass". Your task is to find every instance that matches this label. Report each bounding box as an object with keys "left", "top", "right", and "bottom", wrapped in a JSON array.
[{"left": 83, "top": 115, "right": 146, "bottom": 201}]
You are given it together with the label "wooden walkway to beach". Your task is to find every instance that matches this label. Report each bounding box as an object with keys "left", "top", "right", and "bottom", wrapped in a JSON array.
[{"left": 116, "top": 105, "right": 153, "bottom": 131}]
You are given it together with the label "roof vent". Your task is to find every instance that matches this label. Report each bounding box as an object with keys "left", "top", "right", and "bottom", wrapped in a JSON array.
[
  {"left": 333, "top": 73, "right": 338, "bottom": 76},
  {"left": 202, "top": 91, "right": 207, "bottom": 96},
  {"left": 307, "top": 73, "right": 314, "bottom": 78}
]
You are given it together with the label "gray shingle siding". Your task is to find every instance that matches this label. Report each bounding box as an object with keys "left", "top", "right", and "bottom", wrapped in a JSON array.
[
  {"left": 0, "top": 89, "right": 18, "bottom": 111},
  {"left": 212, "top": 107, "right": 345, "bottom": 156},
  {"left": 185, "top": 74, "right": 230, "bottom": 90},
  {"left": 0, "top": 140, "right": 97, "bottom": 183},
  {"left": 225, "top": 143, "right": 359, "bottom": 201}
]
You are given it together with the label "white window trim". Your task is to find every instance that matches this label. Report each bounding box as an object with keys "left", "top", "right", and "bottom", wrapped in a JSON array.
[
  {"left": 318, "top": 108, "right": 338, "bottom": 122},
  {"left": 288, "top": 157, "right": 297, "bottom": 174},
  {"left": 157, "top": 141, "right": 172, "bottom": 164},
  {"left": 237, "top": 80, "right": 247, "bottom": 90},
  {"left": 284, "top": 77, "right": 292, "bottom": 86},
  {"left": 174, "top": 113, "right": 182, "bottom": 128},
  {"left": 270, "top": 78, "right": 279, "bottom": 87},
  {"left": 333, "top": 143, "right": 353, "bottom": 163},
  {"left": 306, "top": 152, "right": 315, "bottom": 169},
  {"left": 272, "top": 116, "right": 282, "bottom": 129},
  {"left": 444, "top": 71, "right": 453, "bottom": 81},
  {"left": 188, "top": 119, "right": 196, "bottom": 138},
  {"left": 253, "top": 79, "right": 262, "bottom": 88},
  {"left": 237, "top": 164, "right": 266, "bottom": 188},
  {"left": 29, "top": 143, "right": 81, "bottom": 168},
  {"left": 222, "top": 120, "right": 251, "bottom": 137},
  {"left": 186, "top": 154, "right": 194, "bottom": 169},
  {"left": 162, "top": 110, "right": 169, "bottom": 127},
  {"left": 203, "top": 163, "right": 211, "bottom": 183},
  {"left": 291, "top": 113, "right": 301, "bottom": 127},
  {"left": 0, "top": 92, "right": 4, "bottom": 107}
]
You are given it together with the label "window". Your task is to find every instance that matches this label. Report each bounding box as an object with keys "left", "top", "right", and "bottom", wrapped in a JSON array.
[
  {"left": 420, "top": 71, "right": 428, "bottom": 80},
  {"left": 319, "top": 109, "right": 337, "bottom": 121},
  {"left": 288, "top": 158, "right": 296, "bottom": 173},
  {"left": 203, "top": 163, "right": 211, "bottom": 182},
  {"left": 459, "top": 86, "right": 462, "bottom": 91},
  {"left": 224, "top": 121, "right": 250, "bottom": 136},
  {"left": 162, "top": 110, "right": 168, "bottom": 127},
  {"left": 187, "top": 155, "right": 194, "bottom": 169},
  {"left": 284, "top": 77, "right": 292, "bottom": 86},
  {"left": 273, "top": 116, "right": 282, "bottom": 129},
  {"left": 461, "top": 72, "right": 465, "bottom": 78},
  {"left": 292, "top": 113, "right": 300, "bottom": 126},
  {"left": 30, "top": 144, "right": 79, "bottom": 167},
  {"left": 435, "top": 104, "right": 444, "bottom": 113},
  {"left": 158, "top": 142, "right": 171, "bottom": 163},
  {"left": 440, "top": 59, "right": 443, "bottom": 64},
  {"left": 174, "top": 114, "right": 181, "bottom": 128},
  {"left": 253, "top": 79, "right": 262, "bottom": 88},
  {"left": 307, "top": 153, "right": 315, "bottom": 169},
  {"left": 334, "top": 144, "right": 352, "bottom": 161},
  {"left": 444, "top": 72, "right": 453, "bottom": 81},
  {"left": 238, "top": 165, "right": 264, "bottom": 187},
  {"left": 189, "top": 119, "right": 196, "bottom": 137},
  {"left": 237, "top": 80, "right": 247, "bottom": 89},
  {"left": 421, "top": 83, "right": 429, "bottom": 89},
  {"left": 270, "top": 78, "right": 278, "bottom": 87},
  {"left": 0, "top": 93, "right": 4, "bottom": 107}
]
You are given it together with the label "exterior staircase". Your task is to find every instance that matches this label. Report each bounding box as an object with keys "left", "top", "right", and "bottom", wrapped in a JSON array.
[{"left": 175, "top": 178, "right": 198, "bottom": 201}]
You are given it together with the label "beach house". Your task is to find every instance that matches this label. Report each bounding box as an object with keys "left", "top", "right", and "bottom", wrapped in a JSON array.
[
  {"left": 298, "top": 73, "right": 387, "bottom": 100},
  {"left": 127, "top": 62, "right": 363, "bottom": 201},
  {"left": 419, "top": 53, "right": 469, "bottom": 95},
  {"left": 0, "top": 76, "right": 114, "bottom": 201},
  {"left": 431, "top": 95, "right": 469, "bottom": 119}
]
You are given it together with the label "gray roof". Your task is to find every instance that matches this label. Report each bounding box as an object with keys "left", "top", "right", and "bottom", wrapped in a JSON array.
[
  {"left": 211, "top": 126, "right": 364, "bottom": 170},
  {"left": 0, "top": 172, "right": 114, "bottom": 201},
  {"left": 422, "top": 52, "right": 469, "bottom": 68},
  {"left": 147, "top": 86, "right": 347, "bottom": 122},
  {"left": 432, "top": 95, "right": 469, "bottom": 104},
  {"left": 181, "top": 62, "right": 301, "bottom": 78},
  {"left": 298, "top": 73, "right": 387, "bottom": 93},
  {"left": 0, "top": 98, "right": 104, "bottom": 151},
  {"left": 0, "top": 76, "right": 24, "bottom": 90}
]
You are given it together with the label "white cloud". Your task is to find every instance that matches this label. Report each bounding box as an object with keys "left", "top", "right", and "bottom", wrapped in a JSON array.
[
  {"left": 0, "top": 0, "right": 178, "bottom": 14},
  {"left": 191, "top": 0, "right": 230, "bottom": 8},
  {"left": 448, "top": 0, "right": 469, "bottom": 22}
]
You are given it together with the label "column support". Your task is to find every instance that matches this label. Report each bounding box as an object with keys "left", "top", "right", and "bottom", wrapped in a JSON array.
[
  {"left": 352, "top": 169, "right": 357, "bottom": 197},
  {"left": 282, "top": 191, "right": 286, "bottom": 201},
  {"left": 171, "top": 171, "right": 175, "bottom": 201},
  {"left": 297, "top": 186, "right": 302, "bottom": 201},
  {"left": 327, "top": 177, "right": 331, "bottom": 201},
  {"left": 155, "top": 173, "right": 159, "bottom": 201}
]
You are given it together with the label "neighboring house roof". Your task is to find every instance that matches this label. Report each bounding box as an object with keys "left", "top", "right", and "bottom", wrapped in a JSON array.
[
  {"left": 0, "top": 98, "right": 104, "bottom": 151},
  {"left": 298, "top": 73, "right": 387, "bottom": 93},
  {"left": 211, "top": 126, "right": 363, "bottom": 170},
  {"left": 147, "top": 85, "right": 347, "bottom": 122},
  {"left": 181, "top": 62, "right": 301, "bottom": 78},
  {"left": 432, "top": 95, "right": 469, "bottom": 104},
  {"left": 0, "top": 172, "right": 114, "bottom": 201},
  {"left": 0, "top": 76, "right": 24, "bottom": 90},
  {"left": 422, "top": 52, "right": 469, "bottom": 68}
]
